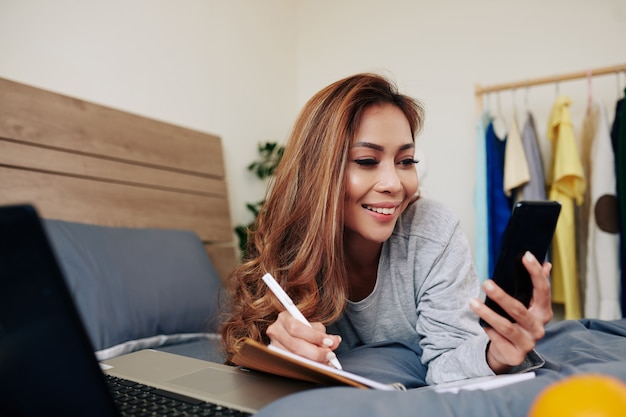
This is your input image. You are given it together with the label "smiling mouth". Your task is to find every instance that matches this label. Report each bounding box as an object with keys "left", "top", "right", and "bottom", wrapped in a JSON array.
[{"left": 363, "top": 205, "right": 397, "bottom": 215}]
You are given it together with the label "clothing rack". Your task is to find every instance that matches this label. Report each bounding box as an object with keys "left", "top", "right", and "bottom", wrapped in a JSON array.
[{"left": 474, "top": 63, "right": 626, "bottom": 113}]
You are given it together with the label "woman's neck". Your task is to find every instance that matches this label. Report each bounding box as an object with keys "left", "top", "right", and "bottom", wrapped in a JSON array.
[{"left": 344, "top": 233, "right": 383, "bottom": 301}]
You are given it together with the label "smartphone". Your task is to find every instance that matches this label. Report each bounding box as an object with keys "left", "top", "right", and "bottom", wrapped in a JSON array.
[{"left": 480, "top": 200, "right": 561, "bottom": 327}]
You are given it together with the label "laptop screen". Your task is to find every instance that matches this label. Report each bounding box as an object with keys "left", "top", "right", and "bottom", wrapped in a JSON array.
[{"left": 0, "top": 204, "right": 119, "bottom": 417}]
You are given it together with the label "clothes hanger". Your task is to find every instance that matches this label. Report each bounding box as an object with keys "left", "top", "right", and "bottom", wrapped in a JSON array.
[
  {"left": 586, "top": 69, "right": 593, "bottom": 116},
  {"left": 483, "top": 89, "right": 491, "bottom": 114},
  {"left": 511, "top": 88, "right": 519, "bottom": 127},
  {"left": 555, "top": 78, "right": 560, "bottom": 98},
  {"left": 524, "top": 86, "right": 531, "bottom": 114},
  {"left": 492, "top": 91, "right": 508, "bottom": 139}
]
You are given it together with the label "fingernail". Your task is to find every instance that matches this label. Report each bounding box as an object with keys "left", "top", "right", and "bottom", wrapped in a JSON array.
[
  {"left": 322, "top": 337, "right": 333, "bottom": 347},
  {"left": 469, "top": 298, "right": 480, "bottom": 308},
  {"left": 326, "top": 351, "right": 337, "bottom": 361},
  {"left": 483, "top": 280, "right": 495, "bottom": 292},
  {"left": 524, "top": 251, "right": 535, "bottom": 262}
]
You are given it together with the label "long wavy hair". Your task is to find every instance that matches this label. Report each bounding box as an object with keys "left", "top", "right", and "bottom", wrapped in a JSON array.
[{"left": 220, "top": 73, "right": 425, "bottom": 362}]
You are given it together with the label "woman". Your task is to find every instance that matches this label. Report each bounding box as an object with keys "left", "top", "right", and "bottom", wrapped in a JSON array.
[{"left": 220, "top": 73, "right": 552, "bottom": 386}]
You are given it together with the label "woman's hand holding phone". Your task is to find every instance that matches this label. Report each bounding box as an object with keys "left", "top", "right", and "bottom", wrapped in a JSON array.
[
  {"left": 470, "top": 251, "right": 554, "bottom": 373},
  {"left": 469, "top": 200, "right": 560, "bottom": 373}
]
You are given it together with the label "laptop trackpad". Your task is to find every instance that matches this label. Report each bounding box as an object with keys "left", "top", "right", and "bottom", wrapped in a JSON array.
[
  {"left": 167, "top": 367, "right": 315, "bottom": 409},
  {"left": 169, "top": 367, "right": 259, "bottom": 395}
]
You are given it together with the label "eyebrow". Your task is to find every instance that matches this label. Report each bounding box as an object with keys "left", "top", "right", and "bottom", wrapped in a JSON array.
[{"left": 352, "top": 141, "right": 415, "bottom": 151}]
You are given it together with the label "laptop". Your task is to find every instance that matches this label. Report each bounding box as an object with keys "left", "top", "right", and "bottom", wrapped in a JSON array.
[{"left": 0, "top": 204, "right": 314, "bottom": 416}]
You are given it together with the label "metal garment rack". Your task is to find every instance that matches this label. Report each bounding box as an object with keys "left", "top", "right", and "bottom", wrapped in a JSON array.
[{"left": 474, "top": 63, "right": 626, "bottom": 113}]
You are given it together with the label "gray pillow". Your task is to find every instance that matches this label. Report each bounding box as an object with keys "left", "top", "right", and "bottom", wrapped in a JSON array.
[{"left": 42, "top": 219, "right": 224, "bottom": 352}]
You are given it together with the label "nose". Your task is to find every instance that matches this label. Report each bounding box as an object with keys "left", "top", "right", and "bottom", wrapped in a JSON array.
[{"left": 374, "top": 162, "right": 403, "bottom": 194}]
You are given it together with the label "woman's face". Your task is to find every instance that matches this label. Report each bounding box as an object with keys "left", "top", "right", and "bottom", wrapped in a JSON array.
[{"left": 344, "top": 103, "right": 418, "bottom": 245}]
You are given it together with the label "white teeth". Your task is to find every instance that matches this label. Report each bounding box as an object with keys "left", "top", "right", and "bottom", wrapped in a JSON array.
[{"left": 364, "top": 205, "right": 396, "bottom": 215}]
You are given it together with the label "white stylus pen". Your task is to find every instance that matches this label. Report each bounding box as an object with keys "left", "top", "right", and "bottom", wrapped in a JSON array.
[{"left": 262, "top": 272, "right": 343, "bottom": 370}]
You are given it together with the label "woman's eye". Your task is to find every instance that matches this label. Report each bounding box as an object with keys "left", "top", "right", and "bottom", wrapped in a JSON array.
[
  {"left": 354, "top": 159, "right": 378, "bottom": 166},
  {"left": 399, "top": 158, "right": 419, "bottom": 166}
]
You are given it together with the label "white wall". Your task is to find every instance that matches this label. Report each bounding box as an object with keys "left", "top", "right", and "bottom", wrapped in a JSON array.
[
  {"left": 1, "top": 0, "right": 625, "bottom": 256},
  {"left": 0, "top": 0, "right": 298, "bottom": 235},
  {"left": 295, "top": 0, "right": 626, "bottom": 251}
]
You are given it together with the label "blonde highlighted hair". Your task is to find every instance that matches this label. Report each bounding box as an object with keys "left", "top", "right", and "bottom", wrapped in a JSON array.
[{"left": 220, "top": 73, "right": 425, "bottom": 362}]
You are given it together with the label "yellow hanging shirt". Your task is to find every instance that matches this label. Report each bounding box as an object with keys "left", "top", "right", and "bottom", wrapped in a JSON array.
[{"left": 546, "top": 96, "right": 586, "bottom": 319}]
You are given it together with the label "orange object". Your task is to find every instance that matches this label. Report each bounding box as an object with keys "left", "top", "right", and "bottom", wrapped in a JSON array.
[{"left": 528, "top": 374, "right": 626, "bottom": 417}]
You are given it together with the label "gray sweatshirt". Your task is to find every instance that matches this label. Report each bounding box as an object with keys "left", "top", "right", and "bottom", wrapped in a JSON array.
[{"left": 329, "top": 197, "right": 542, "bottom": 385}]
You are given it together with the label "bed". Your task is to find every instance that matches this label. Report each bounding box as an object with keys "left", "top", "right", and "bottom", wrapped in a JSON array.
[{"left": 2, "top": 77, "right": 626, "bottom": 417}]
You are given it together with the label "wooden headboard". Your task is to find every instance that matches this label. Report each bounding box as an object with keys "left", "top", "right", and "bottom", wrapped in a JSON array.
[{"left": 0, "top": 77, "right": 237, "bottom": 281}]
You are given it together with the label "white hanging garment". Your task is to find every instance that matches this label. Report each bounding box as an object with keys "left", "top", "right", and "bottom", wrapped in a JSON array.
[
  {"left": 583, "top": 101, "right": 622, "bottom": 320},
  {"left": 503, "top": 114, "right": 530, "bottom": 202}
]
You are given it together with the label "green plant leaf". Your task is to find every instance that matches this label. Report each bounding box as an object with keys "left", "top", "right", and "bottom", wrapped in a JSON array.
[{"left": 234, "top": 141, "right": 284, "bottom": 260}]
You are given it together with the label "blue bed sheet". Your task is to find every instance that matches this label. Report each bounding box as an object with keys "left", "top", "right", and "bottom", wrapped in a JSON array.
[{"left": 254, "top": 319, "right": 626, "bottom": 417}]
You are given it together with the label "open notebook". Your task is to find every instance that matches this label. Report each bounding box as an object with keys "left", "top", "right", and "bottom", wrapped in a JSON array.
[{"left": 232, "top": 338, "right": 400, "bottom": 390}]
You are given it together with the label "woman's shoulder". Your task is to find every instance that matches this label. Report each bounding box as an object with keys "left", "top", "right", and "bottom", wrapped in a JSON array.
[
  {"left": 403, "top": 197, "right": 459, "bottom": 221},
  {"left": 397, "top": 197, "right": 460, "bottom": 238}
]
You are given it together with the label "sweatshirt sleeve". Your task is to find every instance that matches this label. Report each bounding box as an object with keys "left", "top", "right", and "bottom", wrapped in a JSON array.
[
  {"left": 415, "top": 219, "right": 545, "bottom": 384},
  {"left": 413, "top": 221, "right": 496, "bottom": 384}
]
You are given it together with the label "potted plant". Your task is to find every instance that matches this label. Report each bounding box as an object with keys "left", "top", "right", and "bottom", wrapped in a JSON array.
[{"left": 234, "top": 141, "right": 284, "bottom": 260}]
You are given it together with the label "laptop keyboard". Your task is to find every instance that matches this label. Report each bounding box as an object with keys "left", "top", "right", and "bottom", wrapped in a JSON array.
[{"left": 106, "top": 374, "right": 253, "bottom": 416}]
